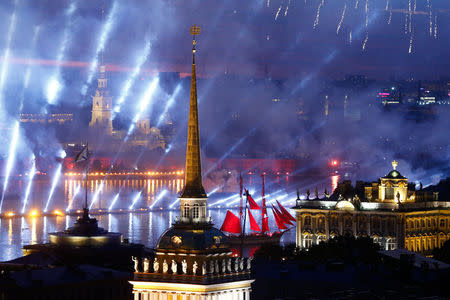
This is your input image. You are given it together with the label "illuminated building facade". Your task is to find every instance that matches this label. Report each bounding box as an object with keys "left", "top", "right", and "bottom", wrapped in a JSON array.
[
  {"left": 19, "top": 113, "right": 73, "bottom": 124},
  {"left": 89, "top": 65, "right": 113, "bottom": 135},
  {"left": 292, "top": 161, "right": 450, "bottom": 255},
  {"left": 129, "top": 26, "right": 254, "bottom": 299}
]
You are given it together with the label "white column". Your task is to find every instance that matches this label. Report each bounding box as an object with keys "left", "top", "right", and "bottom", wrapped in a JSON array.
[
  {"left": 238, "top": 290, "right": 244, "bottom": 300},
  {"left": 142, "top": 292, "right": 149, "bottom": 300},
  {"left": 134, "top": 291, "right": 140, "bottom": 300},
  {"left": 161, "top": 292, "right": 168, "bottom": 300},
  {"left": 244, "top": 289, "right": 250, "bottom": 300}
]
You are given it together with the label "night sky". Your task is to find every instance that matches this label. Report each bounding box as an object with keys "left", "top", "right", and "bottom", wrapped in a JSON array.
[{"left": 0, "top": 0, "right": 448, "bottom": 185}]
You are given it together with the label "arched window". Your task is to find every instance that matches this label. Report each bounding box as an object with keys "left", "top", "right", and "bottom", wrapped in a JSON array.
[
  {"left": 183, "top": 204, "right": 190, "bottom": 218},
  {"left": 304, "top": 216, "right": 311, "bottom": 226},
  {"left": 303, "top": 234, "right": 313, "bottom": 248},
  {"left": 193, "top": 204, "right": 199, "bottom": 219},
  {"left": 386, "top": 238, "right": 396, "bottom": 250}
]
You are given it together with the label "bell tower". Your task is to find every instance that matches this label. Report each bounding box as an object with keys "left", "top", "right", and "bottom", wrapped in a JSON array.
[
  {"left": 88, "top": 5, "right": 113, "bottom": 136},
  {"left": 89, "top": 65, "right": 113, "bottom": 135}
]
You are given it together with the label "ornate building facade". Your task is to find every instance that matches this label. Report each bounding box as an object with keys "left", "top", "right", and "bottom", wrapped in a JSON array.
[
  {"left": 292, "top": 161, "right": 450, "bottom": 255},
  {"left": 129, "top": 26, "right": 254, "bottom": 299}
]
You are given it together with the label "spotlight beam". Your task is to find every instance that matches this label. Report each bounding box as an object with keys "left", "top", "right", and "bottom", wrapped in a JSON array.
[
  {"left": 66, "top": 184, "right": 81, "bottom": 212},
  {"left": 21, "top": 156, "right": 36, "bottom": 214},
  {"left": 82, "top": 1, "right": 119, "bottom": 95},
  {"left": 0, "top": 0, "right": 18, "bottom": 108},
  {"left": 156, "top": 83, "right": 182, "bottom": 127},
  {"left": 0, "top": 121, "right": 20, "bottom": 213},
  {"left": 149, "top": 189, "right": 168, "bottom": 209},
  {"left": 43, "top": 163, "right": 63, "bottom": 213},
  {"left": 113, "top": 40, "right": 152, "bottom": 118},
  {"left": 109, "top": 193, "right": 120, "bottom": 211},
  {"left": 46, "top": 1, "right": 78, "bottom": 105},
  {"left": 126, "top": 77, "right": 159, "bottom": 138},
  {"left": 129, "top": 191, "right": 142, "bottom": 210}
]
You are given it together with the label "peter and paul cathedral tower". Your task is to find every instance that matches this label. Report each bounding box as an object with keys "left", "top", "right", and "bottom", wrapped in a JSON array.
[{"left": 129, "top": 26, "right": 254, "bottom": 300}]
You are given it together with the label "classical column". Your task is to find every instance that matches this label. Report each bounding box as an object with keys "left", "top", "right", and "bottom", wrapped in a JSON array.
[
  {"left": 134, "top": 291, "right": 140, "bottom": 300},
  {"left": 244, "top": 289, "right": 250, "bottom": 300},
  {"left": 238, "top": 290, "right": 244, "bottom": 300},
  {"left": 142, "top": 292, "right": 149, "bottom": 300}
]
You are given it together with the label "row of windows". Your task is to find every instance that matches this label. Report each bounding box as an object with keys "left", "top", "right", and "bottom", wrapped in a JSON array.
[
  {"left": 406, "top": 217, "right": 449, "bottom": 230},
  {"left": 301, "top": 234, "right": 396, "bottom": 250},
  {"left": 405, "top": 237, "right": 447, "bottom": 252},
  {"left": 302, "top": 215, "right": 396, "bottom": 233}
]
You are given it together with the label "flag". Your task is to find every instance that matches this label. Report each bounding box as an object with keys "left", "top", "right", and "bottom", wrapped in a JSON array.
[
  {"left": 74, "top": 145, "right": 89, "bottom": 163},
  {"left": 239, "top": 174, "right": 243, "bottom": 216}
]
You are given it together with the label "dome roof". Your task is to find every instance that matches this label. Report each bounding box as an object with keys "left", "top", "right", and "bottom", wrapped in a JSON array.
[
  {"left": 156, "top": 225, "right": 229, "bottom": 251},
  {"left": 383, "top": 169, "right": 406, "bottom": 179}
]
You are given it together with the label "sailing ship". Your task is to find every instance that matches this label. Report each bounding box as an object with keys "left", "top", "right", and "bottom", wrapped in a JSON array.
[{"left": 220, "top": 174, "right": 296, "bottom": 245}]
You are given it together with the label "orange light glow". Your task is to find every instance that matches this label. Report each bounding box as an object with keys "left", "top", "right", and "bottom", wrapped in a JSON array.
[
  {"left": 53, "top": 210, "right": 64, "bottom": 216},
  {"left": 29, "top": 210, "right": 39, "bottom": 217},
  {"left": 6, "top": 212, "right": 14, "bottom": 217}
]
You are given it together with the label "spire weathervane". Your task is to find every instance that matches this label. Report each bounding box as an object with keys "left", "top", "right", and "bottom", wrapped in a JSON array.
[
  {"left": 180, "top": 25, "right": 206, "bottom": 199},
  {"left": 190, "top": 25, "right": 200, "bottom": 63}
]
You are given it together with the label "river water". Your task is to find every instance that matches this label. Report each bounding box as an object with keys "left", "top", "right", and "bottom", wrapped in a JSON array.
[{"left": 0, "top": 174, "right": 338, "bottom": 261}]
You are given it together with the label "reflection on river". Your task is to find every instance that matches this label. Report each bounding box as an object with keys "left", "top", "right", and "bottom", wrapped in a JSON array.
[{"left": 0, "top": 174, "right": 338, "bottom": 261}]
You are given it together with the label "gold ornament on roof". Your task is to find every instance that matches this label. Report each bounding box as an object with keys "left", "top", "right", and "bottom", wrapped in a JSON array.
[{"left": 392, "top": 160, "right": 398, "bottom": 170}]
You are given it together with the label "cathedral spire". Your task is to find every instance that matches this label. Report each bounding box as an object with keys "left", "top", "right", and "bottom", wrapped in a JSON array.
[{"left": 180, "top": 24, "right": 206, "bottom": 199}]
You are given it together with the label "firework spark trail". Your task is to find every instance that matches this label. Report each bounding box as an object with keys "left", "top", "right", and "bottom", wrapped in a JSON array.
[
  {"left": 385, "top": 0, "right": 389, "bottom": 11},
  {"left": 349, "top": 31, "right": 353, "bottom": 44},
  {"left": 434, "top": 15, "right": 437, "bottom": 39},
  {"left": 408, "top": 0, "right": 412, "bottom": 34},
  {"left": 284, "top": 0, "right": 291, "bottom": 16},
  {"left": 362, "top": 0, "right": 369, "bottom": 51},
  {"left": 267, "top": 0, "right": 270, "bottom": 8},
  {"left": 365, "top": 0, "right": 369, "bottom": 28},
  {"left": 362, "top": 34, "right": 369, "bottom": 51},
  {"left": 388, "top": 9, "right": 392, "bottom": 24},
  {"left": 427, "top": 0, "right": 432, "bottom": 36},
  {"left": 336, "top": 4, "right": 347, "bottom": 35},
  {"left": 404, "top": 11, "right": 409, "bottom": 34},
  {"left": 355, "top": 0, "right": 359, "bottom": 9},
  {"left": 275, "top": 4, "right": 282, "bottom": 20},
  {"left": 313, "top": 0, "right": 325, "bottom": 29},
  {"left": 409, "top": 25, "right": 414, "bottom": 54}
]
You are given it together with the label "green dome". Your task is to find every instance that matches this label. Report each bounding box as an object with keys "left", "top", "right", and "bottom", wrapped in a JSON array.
[
  {"left": 383, "top": 170, "right": 406, "bottom": 179},
  {"left": 156, "top": 225, "right": 229, "bottom": 251}
]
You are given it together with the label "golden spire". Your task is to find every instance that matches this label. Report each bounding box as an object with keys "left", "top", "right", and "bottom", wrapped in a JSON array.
[
  {"left": 392, "top": 160, "right": 398, "bottom": 170},
  {"left": 180, "top": 25, "right": 206, "bottom": 198}
]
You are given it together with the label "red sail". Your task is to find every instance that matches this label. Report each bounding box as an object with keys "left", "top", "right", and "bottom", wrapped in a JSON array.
[
  {"left": 261, "top": 198, "right": 270, "bottom": 233},
  {"left": 273, "top": 204, "right": 293, "bottom": 226},
  {"left": 271, "top": 207, "right": 288, "bottom": 230},
  {"left": 246, "top": 189, "right": 260, "bottom": 210},
  {"left": 276, "top": 200, "right": 296, "bottom": 222},
  {"left": 247, "top": 208, "right": 261, "bottom": 232},
  {"left": 220, "top": 210, "right": 241, "bottom": 234}
]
